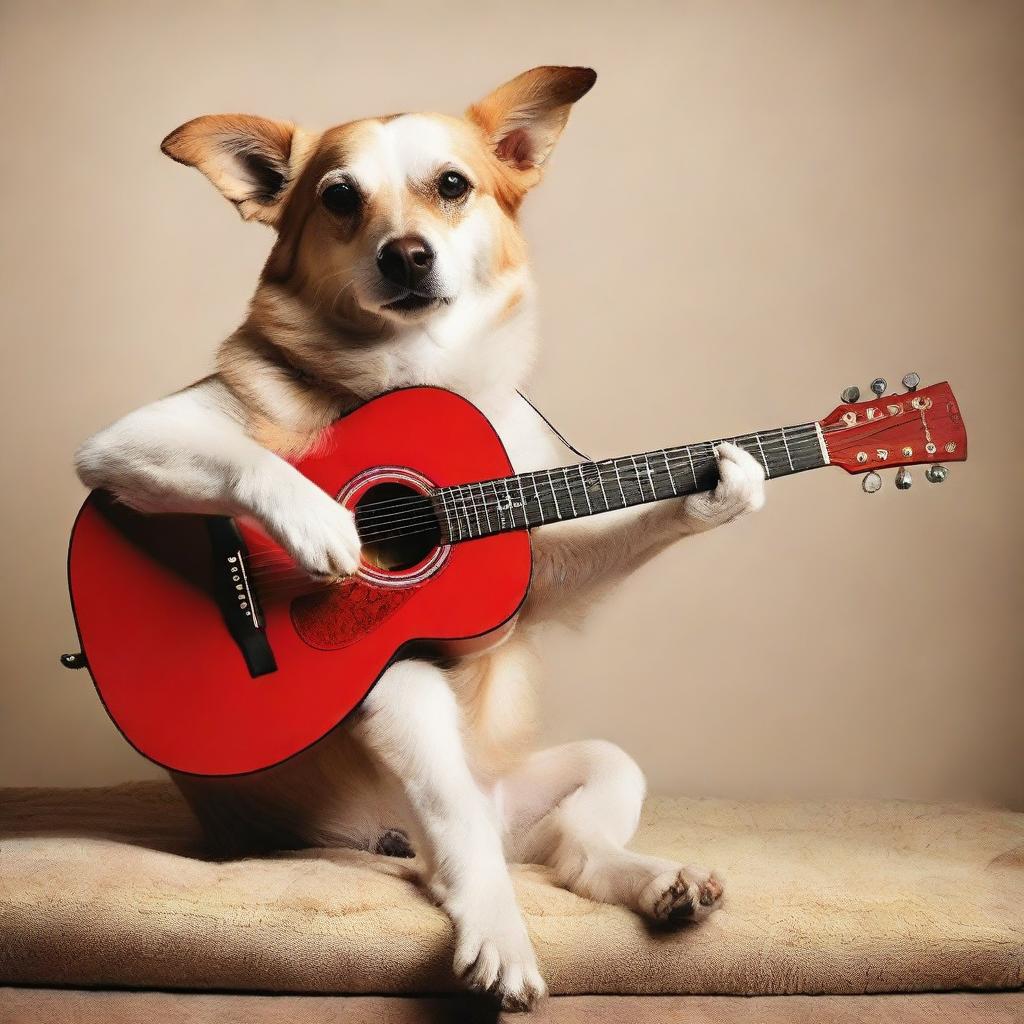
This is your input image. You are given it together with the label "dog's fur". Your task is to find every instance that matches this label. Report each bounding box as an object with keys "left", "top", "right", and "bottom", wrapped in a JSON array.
[{"left": 75, "top": 67, "right": 766, "bottom": 1010}]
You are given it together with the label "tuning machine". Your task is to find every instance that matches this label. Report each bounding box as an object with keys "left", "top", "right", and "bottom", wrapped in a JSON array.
[
  {"left": 901, "top": 371, "right": 921, "bottom": 392},
  {"left": 862, "top": 471, "right": 882, "bottom": 493},
  {"left": 925, "top": 464, "right": 949, "bottom": 484},
  {"left": 895, "top": 467, "right": 912, "bottom": 490},
  {"left": 870, "top": 378, "right": 887, "bottom": 398},
  {"left": 841, "top": 386, "right": 861, "bottom": 404}
]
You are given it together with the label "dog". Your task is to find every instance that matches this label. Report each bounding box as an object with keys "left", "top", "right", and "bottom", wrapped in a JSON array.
[{"left": 75, "top": 66, "right": 766, "bottom": 1010}]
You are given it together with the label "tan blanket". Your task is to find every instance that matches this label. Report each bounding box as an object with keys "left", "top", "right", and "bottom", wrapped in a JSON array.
[{"left": 1, "top": 783, "right": 1021, "bottom": 995}]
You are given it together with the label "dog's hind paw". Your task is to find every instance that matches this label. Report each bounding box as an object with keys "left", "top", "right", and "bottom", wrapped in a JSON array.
[
  {"left": 639, "top": 864, "right": 723, "bottom": 925},
  {"left": 374, "top": 829, "right": 414, "bottom": 858}
]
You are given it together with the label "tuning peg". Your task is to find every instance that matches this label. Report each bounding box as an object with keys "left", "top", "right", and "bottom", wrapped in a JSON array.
[
  {"left": 841, "top": 386, "right": 861, "bottom": 403},
  {"left": 901, "top": 371, "right": 921, "bottom": 392},
  {"left": 870, "top": 378, "right": 887, "bottom": 398},
  {"left": 895, "top": 467, "right": 912, "bottom": 490},
  {"left": 925, "top": 464, "right": 949, "bottom": 484},
  {"left": 862, "top": 471, "right": 882, "bottom": 493}
]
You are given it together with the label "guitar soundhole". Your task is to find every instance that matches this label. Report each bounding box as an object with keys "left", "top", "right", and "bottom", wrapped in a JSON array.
[{"left": 354, "top": 482, "right": 441, "bottom": 573}]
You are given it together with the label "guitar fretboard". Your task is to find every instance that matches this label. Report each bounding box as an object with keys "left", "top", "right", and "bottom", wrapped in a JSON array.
[{"left": 432, "top": 422, "right": 829, "bottom": 543}]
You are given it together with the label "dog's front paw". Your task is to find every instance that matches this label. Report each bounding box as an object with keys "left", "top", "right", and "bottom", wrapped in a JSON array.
[
  {"left": 452, "top": 899, "right": 545, "bottom": 1012},
  {"left": 681, "top": 441, "right": 765, "bottom": 531},
  {"left": 639, "top": 864, "right": 724, "bottom": 926},
  {"left": 262, "top": 482, "right": 362, "bottom": 580}
]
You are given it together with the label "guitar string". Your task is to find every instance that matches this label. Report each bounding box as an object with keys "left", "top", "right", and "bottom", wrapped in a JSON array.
[
  {"left": 279, "top": 408, "right": 897, "bottom": 524},
  {"left": 350, "top": 429, "right": 825, "bottom": 530},
  {"left": 243, "top": 432, "right": 827, "bottom": 561},
  {"left": 243, "top": 428, "right": 827, "bottom": 560},
  {"left": 247, "top": 444, "right": 823, "bottom": 589},
  {"left": 242, "top": 437, "right": 827, "bottom": 570},
  {"left": 242, "top": 432, "right": 828, "bottom": 569},
  {"left": 302, "top": 424, "right": 836, "bottom": 523},
  {"left": 243, "top": 438, "right": 828, "bottom": 581},
  {"left": 257, "top": 409, "right": 905, "bottom": 532},
  {"left": 243, "top": 415, "right": 933, "bottom": 585}
]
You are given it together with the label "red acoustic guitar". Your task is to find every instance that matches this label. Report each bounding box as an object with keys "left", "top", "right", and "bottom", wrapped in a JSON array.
[{"left": 65, "top": 375, "right": 967, "bottom": 776}]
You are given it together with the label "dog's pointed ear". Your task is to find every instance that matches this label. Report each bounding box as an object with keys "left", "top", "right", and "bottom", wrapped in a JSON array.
[
  {"left": 467, "top": 66, "right": 596, "bottom": 182},
  {"left": 161, "top": 114, "right": 310, "bottom": 226}
]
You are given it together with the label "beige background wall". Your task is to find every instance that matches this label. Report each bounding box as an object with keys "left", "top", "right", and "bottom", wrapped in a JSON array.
[{"left": 1, "top": 0, "right": 1021, "bottom": 806}]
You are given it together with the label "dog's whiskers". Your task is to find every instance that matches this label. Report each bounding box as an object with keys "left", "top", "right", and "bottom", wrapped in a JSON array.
[
  {"left": 310, "top": 267, "right": 353, "bottom": 309},
  {"left": 330, "top": 279, "right": 356, "bottom": 319}
]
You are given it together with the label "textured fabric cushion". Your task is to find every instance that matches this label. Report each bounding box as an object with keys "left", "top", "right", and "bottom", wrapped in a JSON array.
[
  {"left": 1, "top": 783, "right": 1021, "bottom": 995},
  {"left": 3, "top": 990, "right": 1024, "bottom": 1023}
]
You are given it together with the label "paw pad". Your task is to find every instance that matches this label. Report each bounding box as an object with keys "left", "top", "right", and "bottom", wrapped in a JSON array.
[
  {"left": 374, "top": 828, "right": 414, "bottom": 858},
  {"left": 645, "top": 867, "right": 723, "bottom": 925}
]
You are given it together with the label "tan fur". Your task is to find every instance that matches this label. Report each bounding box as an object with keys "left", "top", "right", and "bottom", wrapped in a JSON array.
[
  {"left": 448, "top": 640, "right": 543, "bottom": 780},
  {"left": 156, "top": 76, "right": 599, "bottom": 829},
  {"left": 497, "top": 287, "right": 526, "bottom": 324}
]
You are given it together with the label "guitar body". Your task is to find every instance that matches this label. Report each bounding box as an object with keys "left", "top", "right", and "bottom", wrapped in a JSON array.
[{"left": 68, "top": 388, "right": 532, "bottom": 777}]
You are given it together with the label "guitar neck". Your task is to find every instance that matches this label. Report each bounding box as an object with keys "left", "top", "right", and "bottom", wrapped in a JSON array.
[{"left": 434, "top": 421, "right": 829, "bottom": 543}]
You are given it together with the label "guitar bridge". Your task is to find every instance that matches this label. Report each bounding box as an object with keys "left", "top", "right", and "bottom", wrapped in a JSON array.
[{"left": 205, "top": 517, "right": 277, "bottom": 678}]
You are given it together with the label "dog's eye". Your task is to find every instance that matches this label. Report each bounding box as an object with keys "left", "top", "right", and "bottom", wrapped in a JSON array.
[
  {"left": 322, "top": 180, "right": 360, "bottom": 216},
  {"left": 437, "top": 171, "right": 470, "bottom": 200}
]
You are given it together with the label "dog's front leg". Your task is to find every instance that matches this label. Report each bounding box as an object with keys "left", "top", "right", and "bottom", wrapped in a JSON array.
[
  {"left": 74, "top": 378, "right": 360, "bottom": 579},
  {"left": 353, "top": 659, "right": 544, "bottom": 1012},
  {"left": 526, "top": 442, "right": 766, "bottom": 618}
]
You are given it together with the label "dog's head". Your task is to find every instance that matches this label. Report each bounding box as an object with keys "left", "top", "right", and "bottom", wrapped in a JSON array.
[{"left": 161, "top": 67, "right": 595, "bottom": 329}]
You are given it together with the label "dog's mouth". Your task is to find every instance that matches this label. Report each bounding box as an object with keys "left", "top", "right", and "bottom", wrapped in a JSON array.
[{"left": 381, "top": 292, "right": 450, "bottom": 315}]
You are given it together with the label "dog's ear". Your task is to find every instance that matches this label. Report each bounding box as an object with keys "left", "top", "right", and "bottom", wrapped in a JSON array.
[
  {"left": 161, "top": 114, "right": 309, "bottom": 226},
  {"left": 467, "top": 66, "right": 596, "bottom": 183}
]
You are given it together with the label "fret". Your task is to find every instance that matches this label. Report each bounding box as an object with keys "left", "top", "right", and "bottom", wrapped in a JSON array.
[
  {"left": 780, "top": 427, "right": 795, "bottom": 472},
  {"left": 753, "top": 433, "right": 771, "bottom": 478},
  {"left": 628, "top": 456, "right": 643, "bottom": 500},
  {"left": 465, "top": 485, "right": 481, "bottom": 540},
  {"left": 565, "top": 468, "right": 581, "bottom": 516},
  {"left": 595, "top": 463, "right": 612, "bottom": 510},
  {"left": 578, "top": 464, "right": 594, "bottom": 514},
  {"left": 546, "top": 470, "right": 563, "bottom": 519},
  {"left": 490, "top": 480, "right": 505, "bottom": 530},
  {"left": 612, "top": 459, "right": 628, "bottom": 506},
  {"left": 629, "top": 458, "right": 645, "bottom": 502},
  {"left": 516, "top": 475, "right": 532, "bottom": 528},
  {"left": 643, "top": 455, "right": 659, "bottom": 500},
  {"left": 506, "top": 477, "right": 525, "bottom": 530},
  {"left": 471, "top": 482, "right": 488, "bottom": 535},
  {"left": 661, "top": 450, "right": 678, "bottom": 496},
  {"left": 487, "top": 483, "right": 503, "bottom": 536},
  {"left": 533, "top": 472, "right": 545, "bottom": 527},
  {"left": 447, "top": 485, "right": 463, "bottom": 540},
  {"left": 502, "top": 477, "right": 519, "bottom": 529},
  {"left": 761, "top": 432, "right": 789, "bottom": 479},
  {"left": 437, "top": 487, "right": 457, "bottom": 542},
  {"left": 627, "top": 456, "right": 646, "bottom": 501},
  {"left": 449, "top": 484, "right": 467, "bottom": 539},
  {"left": 685, "top": 446, "right": 697, "bottom": 489},
  {"left": 468, "top": 483, "right": 483, "bottom": 537}
]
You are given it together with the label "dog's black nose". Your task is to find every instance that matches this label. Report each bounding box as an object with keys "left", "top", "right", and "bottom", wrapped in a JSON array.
[{"left": 377, "top": 236, "right": 434, "bottom": 289}]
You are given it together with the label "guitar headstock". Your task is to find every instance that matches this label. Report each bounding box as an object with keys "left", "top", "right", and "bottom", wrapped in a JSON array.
[{"left": 819, "top": 374, "right": 967, "bottom": 491}]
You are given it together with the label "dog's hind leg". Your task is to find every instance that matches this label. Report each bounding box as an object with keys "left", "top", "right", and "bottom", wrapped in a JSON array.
[
  {"left": 500, "top": 740, "right": 723, "bottom": 925},
  {"left": 352, "top": 658, "right": 545, "bottom": 1012}
]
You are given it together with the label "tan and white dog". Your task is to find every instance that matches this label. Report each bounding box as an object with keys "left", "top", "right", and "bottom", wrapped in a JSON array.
[{"left": 75, "top": 66, "right": 766, "bottom": 1010}]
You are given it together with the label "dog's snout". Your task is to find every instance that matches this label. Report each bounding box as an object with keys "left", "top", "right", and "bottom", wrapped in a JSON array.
[{"left": 377, "top": 236, "right": 434, "bottom": 289}]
